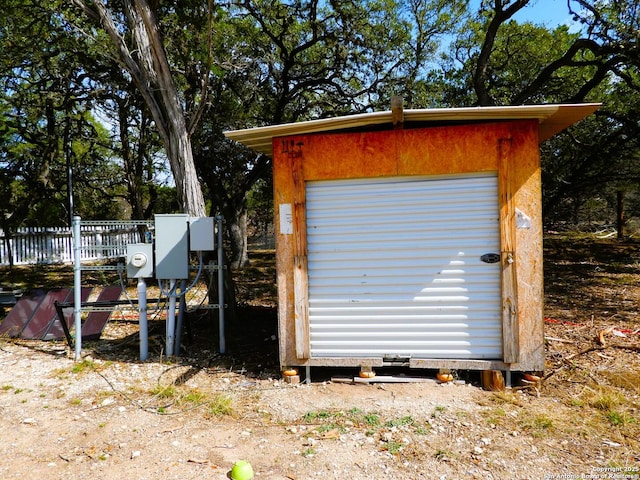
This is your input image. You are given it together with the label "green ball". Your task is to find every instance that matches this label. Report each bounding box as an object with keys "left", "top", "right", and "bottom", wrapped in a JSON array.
[{"left": 229, "top": 460, "right": 254, "bottom": 480}]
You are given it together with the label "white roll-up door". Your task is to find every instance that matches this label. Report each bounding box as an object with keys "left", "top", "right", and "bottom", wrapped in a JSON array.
[{"left": 306, "top": 174, "right": 501, "bottom": 360}]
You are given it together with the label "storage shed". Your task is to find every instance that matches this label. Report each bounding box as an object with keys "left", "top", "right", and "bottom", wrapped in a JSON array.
[{"left": 225, "top": 103, "right": 599, "bottom": 378}]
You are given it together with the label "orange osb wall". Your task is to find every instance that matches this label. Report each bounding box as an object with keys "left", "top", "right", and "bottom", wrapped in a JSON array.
[{"left": 272, "top": 120, "right": 545, "bottom": 372}]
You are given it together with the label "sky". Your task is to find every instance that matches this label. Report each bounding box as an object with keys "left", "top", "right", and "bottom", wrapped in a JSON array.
[{"left": 506, "top": 0, "right": 581, "bottom": 30}]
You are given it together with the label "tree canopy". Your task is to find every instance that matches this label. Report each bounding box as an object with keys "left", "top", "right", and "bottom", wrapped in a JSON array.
[{"left": 1, "top": 0, "right": 639, "bottom": 248}]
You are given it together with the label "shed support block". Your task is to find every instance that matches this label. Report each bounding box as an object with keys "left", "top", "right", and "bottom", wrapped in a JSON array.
[
  {"left": 284, "top": 375, "right": 300, "bottom": 385},
  {"left": 481, "top": 370, "right": 505, "bottom": 391},
  {"left": 359, "top": 365, "right": 376, "bottom": 379}
]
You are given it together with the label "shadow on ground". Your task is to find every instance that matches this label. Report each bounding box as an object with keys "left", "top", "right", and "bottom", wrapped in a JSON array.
[{"left": 74, "top": 305, "right": 282, "bottom": 378}]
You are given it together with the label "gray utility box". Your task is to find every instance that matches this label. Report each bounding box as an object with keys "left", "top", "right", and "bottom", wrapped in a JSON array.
[
  {"left": 126, "top": 243, "right": 154, "bottom": 278},
  {"left": 189, "top": 217, "right": 215, "bottom": 251},
  {"left": 155, "top": 214, "right": 189, "bottom": 279}
]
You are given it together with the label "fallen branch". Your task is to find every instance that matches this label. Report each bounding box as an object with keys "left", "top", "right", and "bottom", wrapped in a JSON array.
[
  {"left": 543, "top": 343, "right": 640, "bottom": 384},
  {"left": 565, "top": 345, "right": 606, "bottom": 361},
  {"left": 609, "top": 344, "right": 640, "bottom": 353},
  {"left": 545, "top": 336, "right": 575, "bottom": 344}
]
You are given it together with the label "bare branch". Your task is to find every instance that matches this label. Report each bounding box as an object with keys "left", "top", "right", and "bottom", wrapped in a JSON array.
[
  {"left": 511, "top": 38, "right": 601, "bottom": 104},
  {"left": 474, "top": 0, "right": 530, "bottom": 105}
]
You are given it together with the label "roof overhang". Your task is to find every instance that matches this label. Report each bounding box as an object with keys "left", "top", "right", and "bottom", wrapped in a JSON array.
[{"left": 224, "top": 103, "right": 601, "bottom": 157}]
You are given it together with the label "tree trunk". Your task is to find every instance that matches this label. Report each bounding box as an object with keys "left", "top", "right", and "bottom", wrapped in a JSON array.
[
  {"left": 226, "top": 204, "right": 249, "bottom": 269},
  {"left": 617, "top": 190, "right": 625, "bottom": 240},
  {"left": 127, "top": 0, "right": 206, "bottom": 217},
  {"left": 2, "top": 231, "right": 14, "bottom": 271},
  {"left": 166, "top": 127, "right": 206, "bottom": 217},
  {"left": 70, "top": 0, "right": 207, "bottom": 217},
  {"left": 118, "top": 98, "right": 143, "bottom": 220}
]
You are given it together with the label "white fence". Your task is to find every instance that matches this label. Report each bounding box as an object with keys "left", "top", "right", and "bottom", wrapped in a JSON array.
[{"left": 0, "top": 224, "right": 145, "bottom": 266}]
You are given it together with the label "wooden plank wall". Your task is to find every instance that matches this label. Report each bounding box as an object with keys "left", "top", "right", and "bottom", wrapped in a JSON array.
[{"left": 272, "top": 120, "right": 544, "bottom": 371}]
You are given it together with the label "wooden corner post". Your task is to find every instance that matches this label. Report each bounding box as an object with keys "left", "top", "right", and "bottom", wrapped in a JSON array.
[
  {"left": 498, "top": 137, "right": 520, "bottom": 364},
  {"left": 291, "top": 153, "right": 310, "bottom": 360}
]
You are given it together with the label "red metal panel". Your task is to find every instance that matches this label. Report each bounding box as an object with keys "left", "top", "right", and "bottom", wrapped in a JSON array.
[
  {"left": 20, "top": 288, "right": 72, "bottom": 339},
  {"left": 0, "top": 289, "right": 47, "bottom": 337},
  {"left": 42, "top": 287, "right": 92, "bottom": 341},
  {"left": 79, "top": 286, "right": 122, "bottom": 340}
]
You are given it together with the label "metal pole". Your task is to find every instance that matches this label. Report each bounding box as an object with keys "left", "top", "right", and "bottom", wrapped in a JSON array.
[
  {"left": 67, "top": 146, "right": 74, "bottom": 228},
  {"left": 166, "top": 279, "right": 177, "bottom": 356},
  {"left": 138, "top": 277, "right": 148, "bottom": 361},
  {"left": 175, "top": 279, "right": 187, "bottom": 355},
  {"left": 72, "top": 216, "right": 82, "bottom": 361},
  {"left": 217, "top": 216, "right": 225, "bottom": 354}
]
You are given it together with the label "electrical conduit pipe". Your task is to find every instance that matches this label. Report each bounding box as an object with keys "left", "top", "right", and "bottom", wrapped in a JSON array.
[{"left": 138, "top": 277, "right": 148, "bottom": 361}]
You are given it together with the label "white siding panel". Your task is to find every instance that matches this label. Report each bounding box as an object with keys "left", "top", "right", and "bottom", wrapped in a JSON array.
[{"left": 306, "top": 174, "right": 501, "bottom": 360}]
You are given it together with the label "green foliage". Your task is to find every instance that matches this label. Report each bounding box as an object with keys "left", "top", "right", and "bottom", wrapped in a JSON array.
[
  {"left": 70, "top": 359, "right": 96, "bottom": 375},
  {"left": 148, "top": 383, "right": 234, "bottom": 417},
  {"left": 385, "top": 415, "right": 415, "bottom": 428},
  {"left": 520, "top": 414, "right": 554, "bottom": 437},
  {"left": 150, "top": 384, "right": 178, "bottom": 400},
  {"left": 606, "top": 410, "right": 636, "bottom": 427},
  {"left": 1, "top": 0, "right": 639, "bottom": 237},
  {"left": 364, "top": 413, "right": 382, "bottom": 427},
  {"left": 0, "top": 0, "right": 127, "bottom": 227},
  {"left": 303, "top": 410, "right": 334, "bottom": 422},
  {"left": 382, "top": 440, "right": 404, "bottom": 455},
  {"left": 208, "top": 393, "right": 234, "bottom": 417},
  {"left": 440, "top": 17, "right": 594, "bottom": 106},
  {"left": 247, "top": 176, "right": 274, "bottom": 241},
  {"left": 301, "top": 447, "right": 316, "bottom": 457},
  {"left": 435, "top": 1, "right": 640, "bottom": 230}
]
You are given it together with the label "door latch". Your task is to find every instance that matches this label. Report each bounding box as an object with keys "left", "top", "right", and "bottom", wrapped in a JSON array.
[{"left": 480, "top": 253, "right": 501, "bottom": 264}]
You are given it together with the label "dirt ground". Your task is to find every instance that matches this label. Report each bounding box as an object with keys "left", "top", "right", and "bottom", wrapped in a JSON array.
[{"left": 0, "top": 233, "right": 639, "bottom": 479}]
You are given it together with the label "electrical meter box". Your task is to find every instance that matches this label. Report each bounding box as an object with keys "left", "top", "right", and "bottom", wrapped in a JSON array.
[
  {"left": 126, "top": 243, "right": 154, "bottom": 278},
  {"left": 155, "top": 214, "right": 189, "bottom": 279},
  {"left": 189, "top": 217, "right": 215, "bottom": 251}
]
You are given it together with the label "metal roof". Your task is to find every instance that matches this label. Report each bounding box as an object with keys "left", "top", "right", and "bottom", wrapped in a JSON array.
[{"left": 224, "top": 103, "right": 600, "bottom": 157}]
